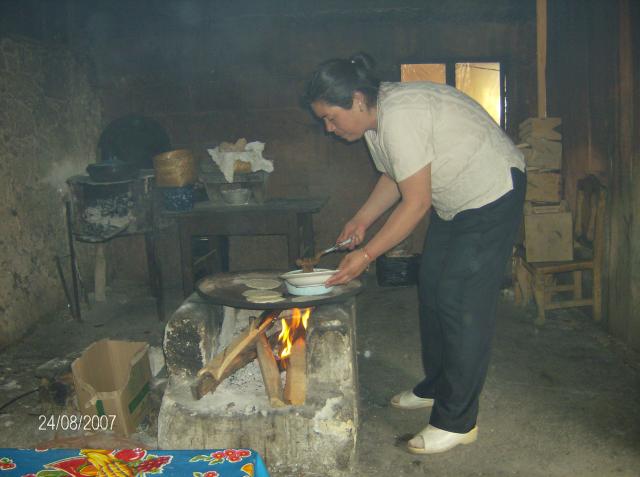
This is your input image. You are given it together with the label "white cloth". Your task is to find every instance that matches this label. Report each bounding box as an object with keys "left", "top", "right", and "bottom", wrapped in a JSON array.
[
  {"left": 364, "top": 82, "right": 525, "bottom": 220},
  {"left": 207, "top": 141, "right": 274, "bottom": 182}
]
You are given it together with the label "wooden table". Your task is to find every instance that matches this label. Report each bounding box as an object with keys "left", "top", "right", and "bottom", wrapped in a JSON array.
[{"left": 162, "top": 197, "right": 327, "bottom": 297}]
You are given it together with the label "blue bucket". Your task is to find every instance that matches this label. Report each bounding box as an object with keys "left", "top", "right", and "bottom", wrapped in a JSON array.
[{"left": 162, "top": 185, "right": 195, "bottom": 211}]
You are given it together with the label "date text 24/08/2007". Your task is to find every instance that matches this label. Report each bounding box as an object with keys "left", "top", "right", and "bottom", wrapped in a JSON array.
[{"left": 38, "top": 414, "right": 116, "bottom": 432}]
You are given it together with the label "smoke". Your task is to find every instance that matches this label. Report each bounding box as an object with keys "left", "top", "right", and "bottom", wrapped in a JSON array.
[{"left": 41, "top": 160, "right": 87, "bottom": 196}]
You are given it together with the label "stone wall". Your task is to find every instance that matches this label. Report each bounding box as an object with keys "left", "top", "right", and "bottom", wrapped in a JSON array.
[{"left": 0, "top": 36, "right": 101, "bottom": 349}]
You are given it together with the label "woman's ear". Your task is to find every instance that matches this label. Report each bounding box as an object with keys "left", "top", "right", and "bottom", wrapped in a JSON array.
[
  {"left": 353, "top": 91, "right": 367, "bottom": 111},
  {"left": 352, "top": 91, "right": 366, "bottom": 111}
]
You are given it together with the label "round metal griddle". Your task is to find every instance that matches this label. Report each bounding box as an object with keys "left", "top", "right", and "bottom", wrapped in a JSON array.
[{"left": 195, "top": 271, "right": 363, "bottom": 310}]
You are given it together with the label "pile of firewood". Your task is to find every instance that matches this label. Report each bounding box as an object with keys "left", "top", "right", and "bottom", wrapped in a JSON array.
[{"left": 191, "top": 309, "right": 308, "bottom": 407}]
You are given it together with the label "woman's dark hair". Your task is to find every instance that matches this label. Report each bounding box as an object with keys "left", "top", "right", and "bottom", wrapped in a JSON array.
[{"left": 304, "top": 53, "right": 380, "bottom": 109}]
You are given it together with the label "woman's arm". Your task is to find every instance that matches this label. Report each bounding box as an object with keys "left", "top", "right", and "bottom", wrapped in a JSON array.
[
  {"left": 327, "top": 164, "right": 432, "bottom": 285},
  {"left": 337, "top": 173, "right": 401, "bottom": 247}
]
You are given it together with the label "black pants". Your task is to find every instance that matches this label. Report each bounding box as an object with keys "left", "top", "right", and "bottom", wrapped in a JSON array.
[{"left": 413, "top": 168, "right": 526, "bottom": 433}]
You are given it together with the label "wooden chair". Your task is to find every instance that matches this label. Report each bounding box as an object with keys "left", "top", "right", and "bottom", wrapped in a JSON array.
[{"left": 514, "top": 175, "right": 606, "bottom": 325}]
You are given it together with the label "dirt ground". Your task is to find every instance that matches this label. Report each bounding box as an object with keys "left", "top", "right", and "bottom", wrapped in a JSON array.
[{"left": 0, "top": 276, "right": 639, "bottom": 476}]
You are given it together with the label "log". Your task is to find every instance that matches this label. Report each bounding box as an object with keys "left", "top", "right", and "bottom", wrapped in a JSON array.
[
  {"left": 256, "top": 333, "right": 284, "bottom": 407},
  {"left": 283, "top": 336, "right": 307, "bottom": 405},
  {"left": 191, "top": 347, "right": 257, "bottom": 400},
  {"left": 197, "top": 310, "right": 278, "bottom": 381}
]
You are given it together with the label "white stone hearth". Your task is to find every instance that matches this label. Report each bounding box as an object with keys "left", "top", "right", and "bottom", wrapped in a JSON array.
[{"left": 159, "top": 296, "right": 359, "bottom": 477}]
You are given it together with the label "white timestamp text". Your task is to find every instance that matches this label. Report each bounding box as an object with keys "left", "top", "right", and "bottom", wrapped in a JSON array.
[{"left": 38, "top": 414, "right": 116, "bottom": 431}]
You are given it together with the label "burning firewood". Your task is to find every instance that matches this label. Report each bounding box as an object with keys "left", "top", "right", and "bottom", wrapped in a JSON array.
[
  {"left": 256, "top": 333, "right": 285, "bottom": 407},
  {"left": 283, "top": 336, "right": 307, "bottom": 405},
  {"left": 191, "top": 310, "right": 278, "bottom": 400}
]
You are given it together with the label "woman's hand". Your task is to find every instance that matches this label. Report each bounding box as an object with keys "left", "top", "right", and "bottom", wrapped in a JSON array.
[
  {"left": 337, "top": 220, "right": 367, "bottom": 250},
  {"left": 325, "top": 249, "right": 371, "bottom": 286}
]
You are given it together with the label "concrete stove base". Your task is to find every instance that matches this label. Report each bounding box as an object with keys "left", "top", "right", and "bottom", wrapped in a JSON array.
[{"left": 159, "top": 296, "right": 359, "bottom": 477}]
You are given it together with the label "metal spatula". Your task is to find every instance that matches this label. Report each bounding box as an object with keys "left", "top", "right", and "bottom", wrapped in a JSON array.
[{"left": 317, "top": 237, "right": 353, "bottom": 258}]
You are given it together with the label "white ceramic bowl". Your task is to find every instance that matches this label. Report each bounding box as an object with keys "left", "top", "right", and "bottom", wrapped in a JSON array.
[
  {"left": 279, "top": 268, "right": 337, "bottom": 287},
  {"left": 221, "top": 188, "right": 251, "bottom": 205},
  {"left": 285, "top": 281, "right": 333, "bottom": 296}
]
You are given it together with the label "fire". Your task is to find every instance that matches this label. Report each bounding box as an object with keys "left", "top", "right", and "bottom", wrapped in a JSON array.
[{"left": 278, "top": 307, "right": 311, "bottom": 364}]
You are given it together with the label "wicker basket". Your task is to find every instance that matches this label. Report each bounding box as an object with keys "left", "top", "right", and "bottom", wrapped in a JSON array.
[{"left": 153, "top": 149, "right": 197, "bottom": 187}]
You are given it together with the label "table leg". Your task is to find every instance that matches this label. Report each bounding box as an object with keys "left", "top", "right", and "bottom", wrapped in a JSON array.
[
  {"left": 64, "top": 200, "right": 82, "bottom": 322},
  {"left": 145, "top": 231, "right": 164, "bottom": 320},
  {"left": 299, "top": 212, "right": 315, "bottom": 258},
  {"left": 218, "top": 235, "right": 230, "bottom": 272},
  {"left": 287, "top": 213, "right": 300, "bottom": 269},
  {"left": 178, "top": 221, "right": 195, "bottom": 298},
  {"left": 94, "top": 243, "right": 107, "bottom": 302}
]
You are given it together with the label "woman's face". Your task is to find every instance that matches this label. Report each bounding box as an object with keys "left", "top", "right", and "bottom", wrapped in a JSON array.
[{"left": 311, "top": 95, "right": 374, "bottom": 142}]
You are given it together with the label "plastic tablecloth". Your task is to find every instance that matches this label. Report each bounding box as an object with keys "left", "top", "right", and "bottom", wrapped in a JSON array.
[{"left": 0, "top": 448, "right": 269, "bottom": 476}]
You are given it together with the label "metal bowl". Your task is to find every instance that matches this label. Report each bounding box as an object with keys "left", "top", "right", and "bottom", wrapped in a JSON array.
[{"left": 221, "top": 188, "right": 251, "bottom": 205}]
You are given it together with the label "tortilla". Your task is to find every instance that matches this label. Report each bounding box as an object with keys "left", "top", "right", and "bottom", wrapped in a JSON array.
[
  {"left": 244, "top": 278, "right": 281, "bottom": 290},
  {"left": 198, "top": 279, "right": 216, "bottom": 293},
  {"left": 242, "top": 289, "right": 283, "bottom": 299},
  {"left": 246, "top": 295, "right": 286, "bottom": 304}
]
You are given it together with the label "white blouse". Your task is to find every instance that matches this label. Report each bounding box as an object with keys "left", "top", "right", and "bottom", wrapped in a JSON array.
[{"left": 364, "top": 81, "right": 525, "bottom": 220}]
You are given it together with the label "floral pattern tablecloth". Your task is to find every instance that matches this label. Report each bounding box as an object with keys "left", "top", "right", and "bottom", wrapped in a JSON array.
[{"left": 0, "top": 448, "right": 269, "bottom": 477}]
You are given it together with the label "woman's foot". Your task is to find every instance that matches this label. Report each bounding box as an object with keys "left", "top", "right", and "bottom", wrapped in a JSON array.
[
  {"left": 390, "top": 390, "right": 434, "bottom": 410},
  {"left": 407, "top": 425, "right": 478, "bottom": 454}
]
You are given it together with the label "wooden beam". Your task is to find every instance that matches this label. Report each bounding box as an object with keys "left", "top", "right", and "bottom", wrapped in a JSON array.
[{"left": 537, "top": 0, "right": 548, "bottom": 118}]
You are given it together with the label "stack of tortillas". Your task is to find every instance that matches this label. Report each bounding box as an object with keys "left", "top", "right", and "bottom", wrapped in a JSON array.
[{"left": 242, "top": 278, "right": 285, "bottom": 303}]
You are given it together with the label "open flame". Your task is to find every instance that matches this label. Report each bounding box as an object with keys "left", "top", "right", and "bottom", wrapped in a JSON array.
[{"left": 277, "top": 307, "right": 311, "bottom": 365}]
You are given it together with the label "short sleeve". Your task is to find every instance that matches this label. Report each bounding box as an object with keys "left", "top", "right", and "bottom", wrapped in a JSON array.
[
  {"left": 364, "top": 132, "right": 388, "bottom": 176},
  {"left": 379, "top": 108, "right": 435, "bottom": 182}
]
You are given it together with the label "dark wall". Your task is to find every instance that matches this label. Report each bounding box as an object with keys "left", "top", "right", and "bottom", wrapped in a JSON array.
[
  {"left": 606, "top": 0, "right": 640, "bottom": 349},
  {"left": 547, "top": 0, "right": 640, "bottom": 350},
  {"left": 547, "top": 0, "right": 616, "bottom": 208},
  {"left": 0, "top": 36, "right": 101, "bottom": 348}
]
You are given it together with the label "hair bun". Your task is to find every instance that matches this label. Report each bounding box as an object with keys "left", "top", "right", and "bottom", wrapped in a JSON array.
[
  {"left": 348, "top": 52, "right": 376, "bottom": 71},
  {"left": 304, "top": 52, "right": 380, "bottom": 108}
]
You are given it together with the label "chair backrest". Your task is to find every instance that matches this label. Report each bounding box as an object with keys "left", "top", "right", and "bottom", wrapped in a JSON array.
[{"left": 574, "top": 175, "right": 606, "bottom": 262}]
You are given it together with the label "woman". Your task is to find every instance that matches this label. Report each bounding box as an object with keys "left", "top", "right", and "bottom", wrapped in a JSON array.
[{"left": 305, "top": 53, "right": 526, "bottom": 454}]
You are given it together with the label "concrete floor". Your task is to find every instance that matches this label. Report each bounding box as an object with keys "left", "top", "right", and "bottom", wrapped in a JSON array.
[{"left": 0, "top": 276, "right": 639, "bottom": 476}]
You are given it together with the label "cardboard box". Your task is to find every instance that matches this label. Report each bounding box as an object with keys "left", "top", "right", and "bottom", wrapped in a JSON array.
[
  {"left": 526, "top": 170, "right": 562, "bottom": 202},
  {"left": 521, "top": 146, "right": 562, "bottom": 170},
  {"left": 524, "top": 201, "right": 574, "bottom": 262},
  {"left": 72, "top": 339, "right": 152, "bottom": 436}
]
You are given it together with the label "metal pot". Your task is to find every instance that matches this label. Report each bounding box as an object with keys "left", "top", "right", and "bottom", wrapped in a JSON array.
[{"left": 86, "top": 160, "right": 135, "bottom": 182}]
